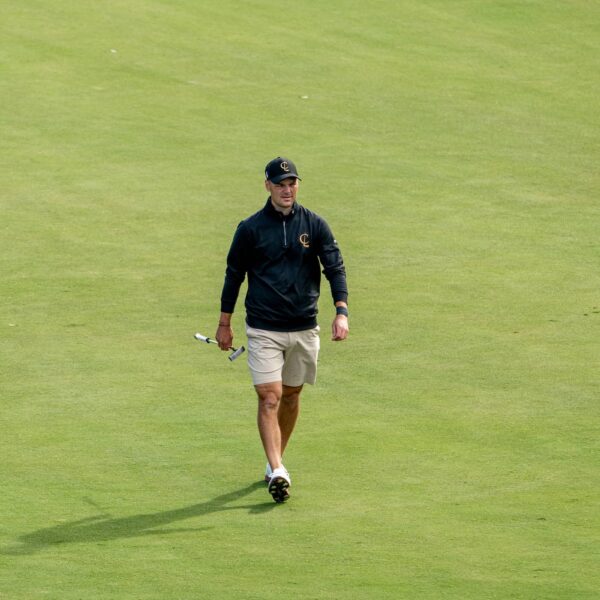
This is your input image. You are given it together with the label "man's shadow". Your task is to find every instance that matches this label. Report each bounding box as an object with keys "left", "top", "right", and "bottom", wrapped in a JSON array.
[{"left": 2, "top": 481, "right": 275, "bottom": 556}]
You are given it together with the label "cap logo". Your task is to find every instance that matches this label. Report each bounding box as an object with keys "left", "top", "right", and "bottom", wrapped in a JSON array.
[
  {"left": 299, "top": 233, "right": 310, "bottom": 248},
  {"left": 280, "top": 161, "right": 290, "bottom": 172}
]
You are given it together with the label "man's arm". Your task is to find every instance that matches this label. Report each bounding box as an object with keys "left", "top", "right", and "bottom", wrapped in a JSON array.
[
  {"left": 317, "top": 218, "right": 349, "bottom": 341},
  {"left": 215, "top": 223, "right": 249, "bottom": 350}
]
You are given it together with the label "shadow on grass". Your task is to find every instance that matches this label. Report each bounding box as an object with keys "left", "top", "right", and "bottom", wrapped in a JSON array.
[{"left": 2, "top": 481, "right": 275, "bottom": 556}]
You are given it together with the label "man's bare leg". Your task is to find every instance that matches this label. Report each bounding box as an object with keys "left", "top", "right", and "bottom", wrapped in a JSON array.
[
  {"left": 255, "top": 381, "right": 283, "bottom": 471},
  {"left": 256, "top": 381, "right": 297, "bottom": 502},
  {"left": 279, "top": 384, "right": 303, "bottom": 456}
]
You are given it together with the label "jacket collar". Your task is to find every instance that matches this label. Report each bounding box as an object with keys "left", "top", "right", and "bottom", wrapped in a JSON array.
[{"left": 264, "top": 197, "right": 298, "bottom": 220}]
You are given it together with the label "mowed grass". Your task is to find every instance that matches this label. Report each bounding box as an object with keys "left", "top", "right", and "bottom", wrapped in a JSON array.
[{"left": 1, "top": 1, "right": 599, "bottom": 598}]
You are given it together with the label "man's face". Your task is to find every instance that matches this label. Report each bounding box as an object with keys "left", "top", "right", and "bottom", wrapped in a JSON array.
[{"left": 266, "top": 178, "right": 299, "bottom": 212}]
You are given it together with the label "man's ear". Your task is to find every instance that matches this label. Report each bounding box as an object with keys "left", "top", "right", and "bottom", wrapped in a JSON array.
[{"left": 265, "top": 180, "right": 271, "bottom": 192}]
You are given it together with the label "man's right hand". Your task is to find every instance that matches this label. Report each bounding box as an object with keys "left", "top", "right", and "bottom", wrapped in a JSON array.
[{"left": 215, "top": 324, "right": 233, "bottom": 351}]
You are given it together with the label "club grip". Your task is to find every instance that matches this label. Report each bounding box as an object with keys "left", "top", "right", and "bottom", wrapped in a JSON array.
[{"left": 194, "top": 333, "right": 213, "bottom": 343}]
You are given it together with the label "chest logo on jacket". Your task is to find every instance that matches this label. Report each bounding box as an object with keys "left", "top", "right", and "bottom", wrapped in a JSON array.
[{"left": 299, "top": 233, "right": 310, "bottom": 248}]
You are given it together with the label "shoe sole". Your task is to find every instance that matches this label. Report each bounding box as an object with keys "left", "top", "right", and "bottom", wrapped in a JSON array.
[{"left": 268, "top": 476, "right": 290, "bottom": 503}]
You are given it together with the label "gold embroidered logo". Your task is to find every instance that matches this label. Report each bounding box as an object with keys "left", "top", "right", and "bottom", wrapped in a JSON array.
[
  {"left": 280, "top": 161, "right": 290, "bottom": 172},
  {"left": 299, "top": 233, "right": 310, "bottom": 248}
]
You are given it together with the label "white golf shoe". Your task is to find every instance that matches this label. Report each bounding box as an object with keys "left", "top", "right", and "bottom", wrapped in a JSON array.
[
  {"left": 264, "top": 462, "right": 289, "bottom": 483},
  {"left": 264, "top": 462, "right": 272, "bottom": 483},
  {"left": 268, "top": 467, "right": 291, "bottom": 503}
]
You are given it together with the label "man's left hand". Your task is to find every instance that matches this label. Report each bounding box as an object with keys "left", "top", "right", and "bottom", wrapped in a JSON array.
[{"left": 331, "top": 315, "right": 349, "bottom": 341}]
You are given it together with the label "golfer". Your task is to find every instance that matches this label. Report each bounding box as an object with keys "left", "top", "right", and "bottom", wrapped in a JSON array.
[{"left": 215, "top": 157, "right": 349, "bottom": 503}]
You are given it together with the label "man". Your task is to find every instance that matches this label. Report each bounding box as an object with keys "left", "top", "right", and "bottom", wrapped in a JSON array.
[{"left": 215, "top": 157, "right": 349, "bottom": 503}]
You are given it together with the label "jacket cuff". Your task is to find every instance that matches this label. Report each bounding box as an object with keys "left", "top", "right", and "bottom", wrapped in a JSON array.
[{"left": 220, "top": 301, "right": 236, "bottom": 314}]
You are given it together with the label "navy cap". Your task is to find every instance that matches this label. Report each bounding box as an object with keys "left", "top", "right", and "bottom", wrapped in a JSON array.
[{"left": 265, "top": 157, "right": 301, "bottom": 183}]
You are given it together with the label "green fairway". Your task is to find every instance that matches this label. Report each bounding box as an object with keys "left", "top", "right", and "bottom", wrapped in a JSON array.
[{"left": 1, "top": 1, "right": 598, "bottom": 598}]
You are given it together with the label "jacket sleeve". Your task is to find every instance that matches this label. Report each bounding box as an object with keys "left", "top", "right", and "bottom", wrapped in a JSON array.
[
  {"left": 220, "top": 222, "right": 251, "bottom": 313},
  {"left": 317, "top": 217, "right": 348, "bottom": 304}
]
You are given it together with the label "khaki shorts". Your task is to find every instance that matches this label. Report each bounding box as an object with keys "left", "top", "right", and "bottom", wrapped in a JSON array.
[{"left": 246, "top": 325, "right": 320, "bottom": 387}]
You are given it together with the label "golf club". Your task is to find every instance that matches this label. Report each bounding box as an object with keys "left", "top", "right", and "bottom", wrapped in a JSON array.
[{"left": 194, "top": 333, "right": 246, "bottom": 362}]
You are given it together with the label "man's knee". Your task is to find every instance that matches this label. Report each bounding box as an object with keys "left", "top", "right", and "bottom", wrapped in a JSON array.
[
  {"left": 256, "top": 382, "right": 282, "bottom": 412},
  {"left": 281, "top": 384, "right": 303, "bottom": 406}
]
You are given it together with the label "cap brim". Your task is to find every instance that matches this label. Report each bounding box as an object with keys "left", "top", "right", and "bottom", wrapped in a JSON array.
[{"left": 269, "top": 174, "right": 301, "bottom": 183}]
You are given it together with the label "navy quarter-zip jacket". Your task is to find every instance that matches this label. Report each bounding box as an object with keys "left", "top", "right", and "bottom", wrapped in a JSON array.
[{"left": 220, "top": 199, "right": 348, "bottom": 332}]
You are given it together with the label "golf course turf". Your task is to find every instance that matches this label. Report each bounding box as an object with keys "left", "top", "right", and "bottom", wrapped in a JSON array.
[{"left": 1, "top": 1, "right": 598, "bottom": 598}]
